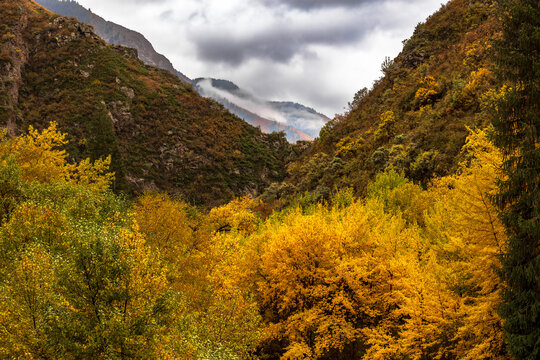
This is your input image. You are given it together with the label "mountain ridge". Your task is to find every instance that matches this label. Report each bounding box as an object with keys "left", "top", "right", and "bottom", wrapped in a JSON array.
[
  {"left": 1, "top": 0, "right": 293, "bottom": 206},
  {"left": 193, "top": 77, "right": 329, "bottom": 141},
  {"left": 34, "top": 0, "right": 191, "bottom": 82}
]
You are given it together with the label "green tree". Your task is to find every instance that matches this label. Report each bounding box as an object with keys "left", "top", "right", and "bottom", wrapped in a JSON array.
[{"left": 493, "top": 1, "right": 540, "bottom": 359}]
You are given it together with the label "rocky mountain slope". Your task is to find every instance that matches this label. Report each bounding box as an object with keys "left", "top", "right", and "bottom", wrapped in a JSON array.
[
  {"left": 0, "top": 0, "right": 293, "bottom": 206},
  {"left": 266, "top": 0, "right": 502, "bottom": 203},
  {"left": 34, "top": 0, "right": 191, "bottom": 82}
]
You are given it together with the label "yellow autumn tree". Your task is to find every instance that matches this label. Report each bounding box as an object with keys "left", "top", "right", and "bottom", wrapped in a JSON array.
[
  {"left": 430, "top": 128, "right": 509, "bottom": 359},
  {"left": 363, "top": 129, "right": 509, "bottom": 360},
  {"left": 252, "top": 199, "right": 424, "bottom": 360},
  {"left": 0, "top": 122, "right": 113, "bottom": 192},
  {"left": 0, "top": 245, "right": 57, "bottom": 359},
  {"left": 133, "top": 194, "right": 264, "bottom": 359},
  {"left": 0, "top": 124, "right": 177, "bottom": 359},
  {"left": 132, "top": 193, "right": 207, "bottom": 289}
]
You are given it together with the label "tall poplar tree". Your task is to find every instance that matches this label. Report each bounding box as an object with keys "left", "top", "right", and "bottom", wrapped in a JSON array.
[{"left": 493, "top": 1, "right": 540, "bottom": 359}]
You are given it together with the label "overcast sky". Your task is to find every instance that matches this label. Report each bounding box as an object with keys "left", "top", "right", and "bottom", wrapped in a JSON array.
[{"left": 76, "top": 0, "right": 447, "bottom": 117}]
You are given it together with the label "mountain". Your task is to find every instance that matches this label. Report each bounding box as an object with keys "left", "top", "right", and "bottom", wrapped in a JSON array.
[
  {"left": 193, "top": 78, "right": 314, "bottom": 143},
  {"left": 35, "top": 1, "right": 328, "bottom": 143},
  {"left": 270, "top": 101, "right": 331, "bottom": 138},
  {"left": 34, "top": 0, "right": 191, "bottom": 83},
  {"left": 0, "top": 0, "right": 293, "bottom": 206},
  {"left": 193, "top": 78, "right": 329, "bottom": 142},
  {"left": 266, "top": 0, "right": 502, "bottom": 203}
]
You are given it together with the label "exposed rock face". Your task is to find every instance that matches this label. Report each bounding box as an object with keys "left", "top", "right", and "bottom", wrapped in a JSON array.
[{"left": 110, "top": 45, "right": 138, "bottom": 60}]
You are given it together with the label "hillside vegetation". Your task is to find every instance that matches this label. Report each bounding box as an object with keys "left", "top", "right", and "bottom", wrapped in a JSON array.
[
  {"left": 266, "top": 0, "right": 502, "bottom": 204},
  {"left": 0, "top": 0, "right": 292, "bottom": 206}
]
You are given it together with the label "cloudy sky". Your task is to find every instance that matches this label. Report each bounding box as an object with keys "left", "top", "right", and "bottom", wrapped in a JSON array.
[{"left": 76, "top": 0, "right": 446, "bottom": 117}]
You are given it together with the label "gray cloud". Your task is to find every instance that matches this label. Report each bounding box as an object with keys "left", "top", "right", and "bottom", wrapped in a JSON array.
[
  {"left": 262, "top": 0, "right": 371, "bottom": 10},
  {"left": 189, "top": 17, "right": 374, "bottom": 65}
]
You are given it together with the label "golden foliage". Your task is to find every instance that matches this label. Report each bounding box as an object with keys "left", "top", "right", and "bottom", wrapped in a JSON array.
[
  {"left": 0, "top": 122, "right": 114, "bottom": 192},
  {"left": 414, "top": 76, "right": 441, "bottom": 107},
  {"left": 0, "top": 124, "right": 510, "bottom": 359},
  {"left": 374, "top": 110, "right": 396, "bottom": 141}
]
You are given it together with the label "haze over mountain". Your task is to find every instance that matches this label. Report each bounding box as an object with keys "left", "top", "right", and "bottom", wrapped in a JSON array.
[{"left": 193, "top": 78, "right": 330, "bottom": 141}]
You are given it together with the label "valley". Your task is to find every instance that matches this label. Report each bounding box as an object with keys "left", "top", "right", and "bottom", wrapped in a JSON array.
[{"left": 0, "top": 0, "right": 538, "bottom": 359}]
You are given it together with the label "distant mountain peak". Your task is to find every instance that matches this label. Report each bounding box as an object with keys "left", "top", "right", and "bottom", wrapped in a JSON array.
[
  {"left": 193, "top": 77, "right": 329, "bottom": 142},
  {"left": 194, "top": 78, "right": 240, "bottom": 92}
]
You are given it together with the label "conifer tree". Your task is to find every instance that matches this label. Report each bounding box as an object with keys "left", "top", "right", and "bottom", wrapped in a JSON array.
[{"left": 493, "top": 1, "right": 540, "bottom": 359}]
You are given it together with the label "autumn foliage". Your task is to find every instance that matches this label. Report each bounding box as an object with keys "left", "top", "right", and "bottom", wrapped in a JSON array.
[{"left": 0, "top": 124, "right": 513, "bottom": 359}]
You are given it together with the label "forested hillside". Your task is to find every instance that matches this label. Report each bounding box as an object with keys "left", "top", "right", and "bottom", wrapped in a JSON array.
[
  {"left": 0, "top": 0, "right": 292, "bottom": 206},
  {"left": 266, "top": 0, "right": 502, "bottom": 204}
]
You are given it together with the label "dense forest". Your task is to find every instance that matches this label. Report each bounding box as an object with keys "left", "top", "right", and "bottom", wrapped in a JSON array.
[{"left": 0, "top": 0, "right": 538, "bottom": 359}]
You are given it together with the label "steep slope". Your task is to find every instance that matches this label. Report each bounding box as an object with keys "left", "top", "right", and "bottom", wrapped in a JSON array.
[
  {"left": 193, "top": 78, "right": 329, "bottom": 142},
  {"left": 269, "top": 0, "right": 501, "bottom": 202},
  {"left": 34, "top": 0, "right": 191, "bottom": 82},
  {"left": 0, "top": 0, "right": 292, "bottom": 206}
]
